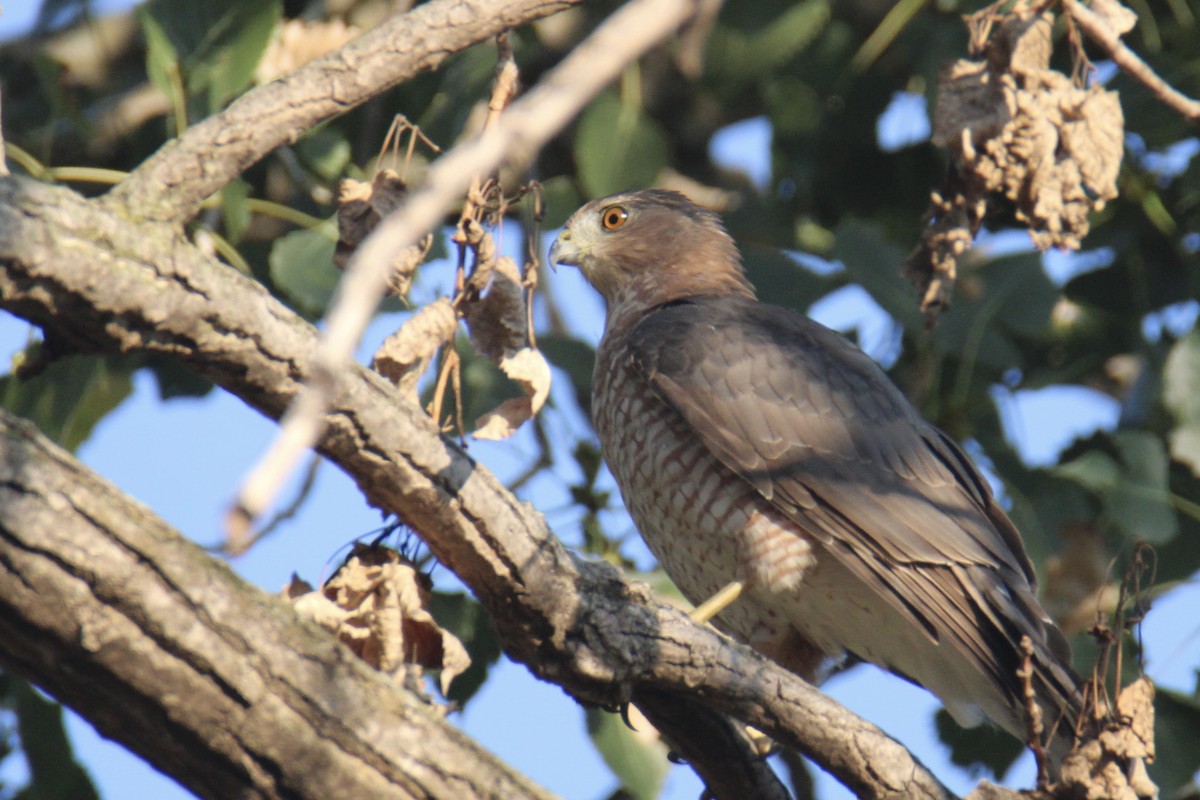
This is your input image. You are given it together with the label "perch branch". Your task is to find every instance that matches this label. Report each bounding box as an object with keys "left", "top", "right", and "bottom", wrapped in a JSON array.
[{"left": 105, "top": 0, "right": 581, "bottom": 222}]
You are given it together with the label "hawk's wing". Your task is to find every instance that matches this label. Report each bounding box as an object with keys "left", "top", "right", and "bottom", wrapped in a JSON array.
[{"left": 626, "top": 295, "right": 1070, "bottom": 702}]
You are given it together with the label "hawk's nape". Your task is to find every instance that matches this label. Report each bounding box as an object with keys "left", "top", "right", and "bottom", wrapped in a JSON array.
[{"left": 550, "top": 189, "right": 1081, "bottom": 761}]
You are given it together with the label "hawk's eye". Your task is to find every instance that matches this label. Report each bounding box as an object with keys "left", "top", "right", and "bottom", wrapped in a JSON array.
[{"left": 600, "top": 205, "right": 629, "bottom": 230}]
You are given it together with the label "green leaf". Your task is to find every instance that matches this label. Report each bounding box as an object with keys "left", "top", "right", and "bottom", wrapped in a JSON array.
[
  {"left": 1108, "top": 431, "right": 1179, "bottom": 543},
  {"left": 427, "top": 592, "right": 502, "bottom": 706},
  {"left": 1053, "top": 448, "right": 1120, "bottom": 492},
  {"left": 830, "top": 218, "right": 922, "bottom": 330},
  {"left": 933, "top": 708, "right": 1025, "bottom": 780},
  {"left": 1151, "top": 684, "right": 1200, "bottom": 796},
  {"left": 0, "top": 352, "right": 133, "bottom": 454},
  {"left": 8, "top": 678, "right": 100, "bottom": 800},
  {"left": 146, "top": 355, "right": 215, "bottom": 400},
  {"left": 764, "top": 75, "right": 822, "bottom": 136},
  {"left": 586, "top": 707, "right": 669, "bottom": 800},
  {"left": 221, "top": 178, "right": 251, "bottom": 244},
  {"left": 139, "top": 6, "right": 185, "bottom": 125},
  {"left": 1055, "top": 431, "right": 1179, "bottom": 543},
  {"left": 141, "top": 0, "right": 281, "bottom": 115},
  {"left": 1164, "top": 331, "right": 1200, "bottom": 476},
  {"left": 742, "top": 245, "right": 832, "bottom": 314},
  {"left": 708, "top": 0, "right": 830, "bottom": 84},
  {"left": 295, "top": 127, "right": 352, "bottom": 183},
  {"left": 538, "top": 175, "right": 583, "bottom": 231},
  {"left": 575, "top": 91, "right": 669, "bottom": 199},
  {"left": 538, "top": 334, "right": 596, "bottom": 418},
  {"left": 932, "top": 253, "right": 1057, "bottom": 378},
  {"left": 268, "top": 219, "right": 339, "bottom": 317}
]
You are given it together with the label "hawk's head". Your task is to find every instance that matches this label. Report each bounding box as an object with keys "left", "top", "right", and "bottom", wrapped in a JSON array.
[{"left": 550, "top": 189, "right": 752, "bottom": 305}]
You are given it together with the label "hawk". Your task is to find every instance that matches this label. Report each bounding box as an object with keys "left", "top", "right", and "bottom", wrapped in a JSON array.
[{"left": 549, "top": 189, "right": 1080, "bottom": 756}]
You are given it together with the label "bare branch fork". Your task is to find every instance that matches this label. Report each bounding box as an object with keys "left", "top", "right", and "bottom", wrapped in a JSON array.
[{"left": 1063, "top": 0, "right": 1200, "bottom": 123}]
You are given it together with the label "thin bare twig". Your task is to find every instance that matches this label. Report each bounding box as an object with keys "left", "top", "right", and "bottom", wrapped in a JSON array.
[
  {"left": 1063, "top": 0, "right": 1200, "bottom": 123},
  {"left": 1017, "top": 636, "right": 1050, "bottom": 789},
  {"left": 0, "top": 84, "right": 8, "bottom": 178},
  {"left": 229, "top": 0, "right": 698, "bottom": 536},
  {"left": 224, "top": 453, "right": 322, "bottom": 556},
  {"left": 105, "top": 0, "right": 582, "bottom": 223}
]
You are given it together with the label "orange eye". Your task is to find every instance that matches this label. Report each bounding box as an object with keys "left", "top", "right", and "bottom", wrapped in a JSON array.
[{"left": 601, "top": 205, "right": 629, "bottom": 230}]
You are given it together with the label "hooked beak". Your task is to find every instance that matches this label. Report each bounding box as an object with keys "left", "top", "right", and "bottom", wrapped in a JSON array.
[{"left": 548, "top": 230, "right": 580, "bottom": 271}]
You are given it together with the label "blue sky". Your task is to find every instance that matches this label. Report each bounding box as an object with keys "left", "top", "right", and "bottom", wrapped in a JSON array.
[{"left": 2, "top": 5, "right": 1198, "bottom": 798}]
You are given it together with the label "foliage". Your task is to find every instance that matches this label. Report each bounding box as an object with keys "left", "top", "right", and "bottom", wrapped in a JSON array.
[{"left": 2, "top": 0, "right": 1200, "bottom": 797}]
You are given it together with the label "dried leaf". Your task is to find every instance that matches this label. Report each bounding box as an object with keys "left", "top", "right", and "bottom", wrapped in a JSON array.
[
  {"left": 932, "top": 60, "right": 1008, "bottom": 147},
  {"left": 472, "top": 347, "right": 552, "bottom": 440},
  {"left": 284, "top": 574, "right": 314, "bottom": 598},
  {"left": 1114, "top": 677, "right": 1155, "bottom": 761},
  {"left": 334, "top": 170, "right": 428, "bottom": 295},
  {"left": 931, "top": 12, "right": 1123, "bottom": 252},
  {"left": 372, "top": 297, "right": 457, "bottom": 401},
  {"left": 1091, "top": 0, "right": 1138, "bottom": 36},
  {"left": 463, "top": 256, "right": 526, "bottom": 361},
  {"left": 1059, "top": 676, "right": 1158, "bottom": 799},
  {"left": 286, "top": 544, "right": 470, "bottom": 697},
  {"left": 473, "top": 397, "right": 533, "bottom": 440}
]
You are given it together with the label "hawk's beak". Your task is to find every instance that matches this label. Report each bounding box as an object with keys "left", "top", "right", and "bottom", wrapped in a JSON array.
[{"left": 548, "top": 230, "right": 580, "bottom": 271}]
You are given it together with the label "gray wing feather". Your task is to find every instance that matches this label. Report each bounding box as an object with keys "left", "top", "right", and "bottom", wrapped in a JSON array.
[{"left": 627, "top": 296, "right": 1078, "bottom": 716}]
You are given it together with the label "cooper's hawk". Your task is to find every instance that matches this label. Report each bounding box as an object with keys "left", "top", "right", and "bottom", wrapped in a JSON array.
[{"left": 550, "top": 189, "right": 1080, "bottom": 755}]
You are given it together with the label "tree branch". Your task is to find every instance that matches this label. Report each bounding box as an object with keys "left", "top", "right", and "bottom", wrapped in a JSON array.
[
  {"left": 104, "top": 0, "right": 581, "bottom": 223},
  {"left": 0, "top": 409, "right": 555, "bottom": 800},
  {"left": 1063, "top": 0, "right": 1200, "bottom": 123},
  {"left": 0, "top": 173, "right": 967, "bottom": 800},
  {"left": 249, "top": 0, "right": 699, "bottom": 534}
]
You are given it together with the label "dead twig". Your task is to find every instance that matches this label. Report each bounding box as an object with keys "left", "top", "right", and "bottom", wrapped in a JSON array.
[
  {"left": 1017, "top": 635, "right": 1051, "bottom": 790},
  {"left": 1063, "top": 0, "right": 1200, "bottom": 123}
]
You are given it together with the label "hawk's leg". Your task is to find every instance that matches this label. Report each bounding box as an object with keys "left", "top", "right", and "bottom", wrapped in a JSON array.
[{"left": 689, "top": 580, "right": 745, "bottom": 624}]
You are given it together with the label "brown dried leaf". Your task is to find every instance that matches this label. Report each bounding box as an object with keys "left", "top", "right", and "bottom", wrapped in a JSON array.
[
  {"left": 472, "top": 347, "right": 552, "bottom": 440},
  {"left": 288, "top": 545, "right": 470, "bottom": 696},
  {"left": 1059, "top": 676, "right": 1158, "bottom": 800},
  {"left": 472, "top": 397, "right": 533, "bottom": 441},
  {"left": 372, "top": 298, "right": 457, "bottom": 401},
  {"left": 932, "top": 24, "right": 1123, "bottom": 253},
  {"left": 463, "top": 256, "right": 526, "bottom": 361},
  {"left": 1113, "top": 677, "right": 1155, "bottom": 761},
  {"left": 1062, "top": 88, "right": 1124, "bottom": 205},
  {"left": 996, "top": 11, "right": 1053, "bottom": 76},
  {"left": 284, "top": 574, "right": 314, "bottom": 598},
  {"left": 932, "top": 60, "right": 1008, "bottom": 147},
  {"left": 289, "top": 585, "right": 350, "bottom": 631},
  {"left": 1091, "top": 0, "right": 1138, "bottom": 36},
  {"left": 334, "top": 170, "right": 427, "bottom": 295}
]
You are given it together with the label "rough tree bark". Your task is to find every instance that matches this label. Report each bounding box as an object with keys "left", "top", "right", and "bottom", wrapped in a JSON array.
[
  {"left": 0, "top": 1, "right": 1036, "bottom": 798},
  {"left": 0, "top": 411, "right": 555, "bottom": 800}
]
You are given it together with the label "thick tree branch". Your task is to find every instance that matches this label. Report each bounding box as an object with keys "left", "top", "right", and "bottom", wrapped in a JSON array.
[
  {"left": 0, "top": 410, "right": 555, "bottom": 800},
  {"left": 0, "top": 174, "right": 969, "bottom": 800},
  {"left": 104, "top": 0, "right": 580, "bottom": 223}
]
